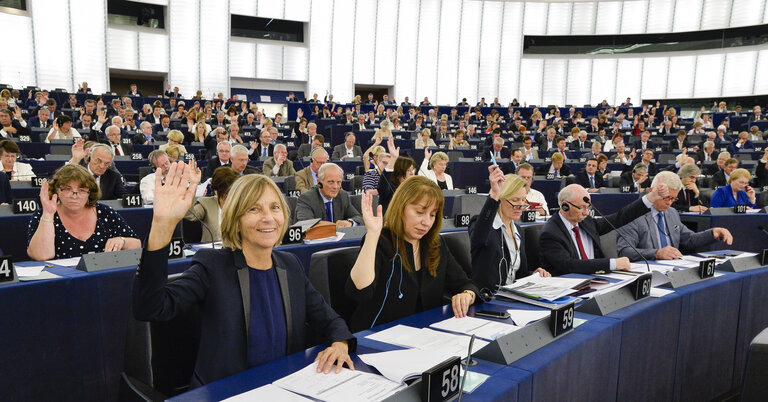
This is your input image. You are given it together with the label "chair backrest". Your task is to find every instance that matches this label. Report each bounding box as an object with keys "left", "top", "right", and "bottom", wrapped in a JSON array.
[
  {"left": 50, "top": 144, "right": 72, "bottom": 155},
  {"left": 350, "top": 194, "right": 378, "bottom": 216},
  {"left": 308, "top": 247, "right": 361, "bottom": 326},
  {"left": 351, "top": 175, "right": 364, "bottom": 190},
  {"left": 181, "top": 218, "right": 203, "bottom": 244},
  {"left": 451, "top": 194, "right": 486, "bottom": 218},
  {"left": 600, "top": 230, "right": 617, "bottom": 258},
  {"left": 440, "top": 231, "right": 472, "bottom": 277},
  {"left": 559, "top": 175, "right": 576, "bottom": 190},
  {"left": 447, "top": 151, "right": 463, "bottom": 162},
  {"left": 284, "top": 195, "right": 298, "bottom": 225},
  {"left": 283, "top": 175, "right": 296, "bottom": 192},
  {"left": 609, "top": 176, "right": 622, "bottom": 188},
  {"left": 138, "top": 166, "right": 152, "bottom": 182},
  {"left": 741, "top": 326, "right": 768, "bottom": 400},
  {"left": 522, "top": 224, "right": 543, "bottom": 270}
]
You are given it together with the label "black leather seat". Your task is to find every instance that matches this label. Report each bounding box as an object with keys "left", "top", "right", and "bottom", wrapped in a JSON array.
[
  {"left": 440, "top": 231, "right": 472, "bottom": 277},
  {"left": 308, "top": 246, "right": 361, "bottom": 328}
]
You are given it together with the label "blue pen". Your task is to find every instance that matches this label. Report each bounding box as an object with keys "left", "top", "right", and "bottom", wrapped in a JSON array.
[{"left": 490, "top": 151, "right": 497, "bottom": 165}]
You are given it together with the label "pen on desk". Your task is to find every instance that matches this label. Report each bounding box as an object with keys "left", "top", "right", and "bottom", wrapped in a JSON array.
[{"left": 44, "top": 264, "right": 54, "bottom": 268}]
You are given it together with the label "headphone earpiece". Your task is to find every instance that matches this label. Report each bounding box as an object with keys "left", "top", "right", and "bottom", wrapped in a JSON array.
[
  {"left": 561, "top": 202, "right": 570, "bottom": 212},
  {"left": 317, "top": 182, "right": 323, "bottom": 188}
]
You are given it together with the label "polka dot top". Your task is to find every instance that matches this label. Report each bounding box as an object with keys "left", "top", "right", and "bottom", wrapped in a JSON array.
[{"left": 27, "top": 203, "right": 138, "bottom": 259}]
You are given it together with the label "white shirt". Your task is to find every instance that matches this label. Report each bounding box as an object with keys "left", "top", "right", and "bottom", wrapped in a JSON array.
[
  {"left": 45, "top": 128, "right": 81, "bottom": 143},
  {"left": 6, "top": 161, "right": 35, "bottom": 181},
  {"left": 526, "top": 188, "right": 548, "bottom": 217},
  {"left": 140, "top": 172, "right": 158, "bottom": 204},
  {"left": 492, "top": 213, "right": 522, "bottom": 285}
]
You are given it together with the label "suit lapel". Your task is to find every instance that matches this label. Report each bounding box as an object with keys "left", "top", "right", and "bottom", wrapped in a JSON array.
[
  {"left": 234, "top": 251, "right": 250, "bottom": 338},
  {"left": 274, "top": 261, "right": 294, "bottom": 351},
  {"left": 553, "top": 214, "right": 579, "bottom": 257}
]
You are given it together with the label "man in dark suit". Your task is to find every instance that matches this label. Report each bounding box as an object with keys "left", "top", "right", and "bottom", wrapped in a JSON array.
[
  {"left": 249, "top": 130, "right": 274, "bottom": 160},
  {"left": 105, "top": 98, "right": 122, "bottom": 119},
  {"left": 537, "top": 128, "right": 557, "bottom": 151},
  {"left": 628, "top": 149, "right": 657, "bottom": 176},
  {"left": 68, "top": 142, "right": 126, "bottom": 200},
  {"left": 164, "top": 85, "right": 182, "bottom": 98},
  {"left": 104, "top": 125, "right": 133, "bottom": 156},
  {"left": 125, "top": 83, "right": 143, "bottom": 97},
  {"left": 632, "top": 131, "right": 652, "bottom": 152},
  {"left": 549, "top": 136, "right": 568, "bottom": 159},
  {"left": 617, "top": 171, "right": 732, "bottom": 261},
  {"left": 353, "top": 114, "right": 369, "bottom": 131},
  {"left": 203, "top": 141, "right": 232, "bottom": 180},
  {"left": 0, "top": 108, "right": 30, "bottom": 139},
  {"left": 154, "top": 115, "right": 173, "bottom": 136},
  {"left": 539, "top": 182, "right": 669, "bottom": 275},
  {"left": 619, "top": 165, "right": 651, "bottom": 192},
  {"left": 535, "top": 153, "right": 572, "bottom": 177},
  {"left": 230, "top": 144, "right": 259, "bottom": 176},
  {"left": 295, "top": 163, "right": 363, "bottom": 227},
  {"left": 28, "top": 107, "right": 53, "bottom": 129},
  {"left": 695, "top": 140, "right": 718, "bottom": 164},
  {"left": 483, "top": 137, "right": 511, "bottom": 161},
  {"left": 145, "top": 105, "right": 165, "bottom": 126},
  {"left": 134, "top": 121, "right": 162, "bottom": 145},
  {"left": 711, "top": 158, "right": 738, "bottom": 187},
  {"left": 331, "top": 132, "right": 363, "bottom": 160},
  {"left": 666, "top": 130, "right": 689, "bottom": 151},
  {"left": 569, "top": 131, "right": 589, "bottom": 150},
  {"left": 574, "top": 159, "right": 605, "bottom": 192}
]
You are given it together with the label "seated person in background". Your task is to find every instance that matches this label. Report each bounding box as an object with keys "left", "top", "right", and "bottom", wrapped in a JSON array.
[
  {"left": 569, "top": 131, "right": 589, "bottom": 150},
  {"left": 448, "top": 129, "right": 469, "bottom": 149},
  {"left": 249, "top": 129, "right": 274, "bottom": 160},
  {"left": 0, "top": 140, "right": 35, "bottom": 180},
  {"left": 516, "top": 163, "right": 548, "bottom": 216},
  {"left": 620, "top": 164, "right": 650, "bottom": 193},
  {"left": 617, "top": 171, "right": 732, "bottom": 261},
  {"left": 696, "top": 140, "right": 719, "bottom": 164},
  {"left": 158, "top": 130, "right": 188, "bottom": 155},
  {"left": 332, "top": 132, "right": 363, "bottom": 160},
  {"left": 583, "top": 141, "right": 602, "bottom": 160},
  {"left": 185, "top": 167, "right": 239, "bottom": 242},
  {"left": 0, "top": 168, "right": 10, "bottom": 204},
  {"left": 377, "top": 137, "right": 416, "bottom": 214},
  {"left": 69, "top": 141, "right": 126, "bottom": 200},
  {"left": 154, "top": 115, "right": 172, "bottom": 136},
  {"left": 203, "top": 141, "right": 232, "bottom": 181},
  {"left": 629, "top": 149, "right": 657, "bottom": 176},
  {"left": 140, "top": 150, "right": 171, "bottom": 204},
  {"left": 549, "top": 136, "right": 568, "bottom": 159},
  {"left": 470, "top": 166, "right": 550, "bottom": 292},
  {"left": 28, "top": 107, "right": 52, "bottom": 129},
  {"left": 296, "top": 163, "right": 363, "bottom": 227},
  {"left": 574, "top": 158, "right": 605, "bottom": 192},
  {"left": 415, "top": 128, "right": 437, "bottom": 149},
  {"left": 134, "top": 167, "right": 355, "bottom": 385},
  {"left": 729, "top": 131, "right": 755, "bottom": 154},
  {"left": 27, "top": 164, "right": 140, "bottom": 260},
  {"left": 483, "top": 137, "right": 511, "bottom": 161},
  {"left": 346, "top": 177, "right": 480, "bottom": 332},
  {"left": 710, "top": 168, "right": 758, "bottom": 209},
  {"left": 45, "top": 115, "right": 80, "bottom": 143},
  {"left": 134, "top": 121, "right": 161, "bottom": 145},
  {"left": 362, "top": 146, "right": 389, "bottom": 195},
  {"left": 419, "top": 148, "right": 453, "bottom": 190},
  {"left": 230, "top": 145, "right": 258, "bottom": 176},
  {"left": 755, "top": 149, "right": 768, "bottom": 188},
  {"left": 535, "top": 152, "right": 571, "bottom": 177},
  {"left": 539, "top": 182, "right": 669, "bottom": 276},
  {"left": 712, "top": 158, "right": 738, "bottom": 188},
  {"left": 104, "top": 125, "right": 132, "bottom": 156},
  {"left": 295, "top": 147, "right": 328, "bottom": 193},
  {"left": 0, "top": 107, "right": 30, "bottom": 139},
  {"left": 204, "top": 127, "right": 229, "bottom": 159},
  {"left": 261, "top": 144, "right": 295, "bottom": 177},
  {"left": 165, "top": 144, "right": 184, "bottom": 163},
  {"left": 666, "top": 130, "right": 690, "bottom": 151},
  {"left": 748, "top": 126, "right": 763, "bottom": 142},
  {"left": 297, "top": 134, "right": 324, "bottom": 159},
  {"left": 520, "top": 135, "right": 538, "bottom": 161},
  {"left": 673, "top": 164, "right": 708, "bottom": 213}
]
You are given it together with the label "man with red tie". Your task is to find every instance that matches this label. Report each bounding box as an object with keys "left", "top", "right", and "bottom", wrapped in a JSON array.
[
  {"left": 538, "top": 182, "right": 669, "bottom": 276},
  {"left": 105, "top": 125, "right": 132, "bottom": 156},
  {"left": 550, "top": 136, "right": 568, "bottom": 159}
]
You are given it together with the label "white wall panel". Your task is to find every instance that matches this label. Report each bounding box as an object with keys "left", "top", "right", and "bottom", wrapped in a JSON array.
[
  {"left": 394, "top": 0, "right": 418, "bottom": 102},
  {"left": 666, "top": 55, "right": 696, "bottom": 98},
  {"left": 258, "top": 0, "right": 285, "bottom": 19},
  {"left": 307, "top": 0, "right": 331, "bottom": 97},
  {"left": 523, "top": 2, "right": 547, "bottom": 35},
  {"left": 566, "top": 59, "right": 592, "bottom": 106},
  {"left": 546, "top": 2, "right": 572, "bottom": 35},
  {"left": 436, "top": 0, "right": 461, "bottom": 105},
  {"left": 200, "top": 0, "right": 229, "bottom": 95},
  {"left": 498, "top": 2, "right": 523, "bottom": 104},
  {"left": 641, "top": 57, "right": 669, "bottom": 99},
  {"left": 590, "top": 58, "right": 617, "bottom": 105},
  {"left": 614, "top": 58, "right": 642, "bottom": 106},
  {"left": 353, "top": 0, "right": 375, "bottom": 85},
  {"left": 570, "top": 2, "right": 595, "bottom": 35},
  {"left": 257, "top": 43, "right": 284, "bottom": 80},
  {"left": 416, "top": 0, "right": 439, "bottom": 101},
  {"left": 0, "top": 12, "right": 34, "bottom": 89},
  {"left": 722, "top": 50, "right": 757, "bottom": 96},
  {"left": 169, "top": 0, "right": 199, "bottom": 97},
  {"left": 230, "top": 42, "right": 256, "bottom": 78},
  {"left": 518, "top": 59, "right": 543, "bottom": 106},
  {"left": 754, "top": 49, "right": 768, "bottom": 94},
  {"left": 477, "top": 1, "right": 503, "bottom": 100},
  {"left": 457, "top": 0, "right": 482, "bottom": 102},
  {"left": 764, "top": 1, "right": 768, "bottom": 22},
  {"left": 541, "top": 59, "right": 566, "bottom": 106},
  {"left": 107, "top": 28, "right": 138, "bottom": 71},
  {"left": 331, "top": 0, "right": 354, "bottom": 101},
  {"left": 230, "top": 0, "right": 257, "bottom": 16},
  {"left": 646, "top": 0, "right": 674, "bottom": 32},
  {"left": 138, "top": 31, "right": 169, "bottom": 73},
  {"left": 621, "top": 1, "right": 647, "bottom": 34},
  {"left": 730, "top": 0, "right": 765, "bottom": 27},
  {"left": 693, "top": 53, "right": 724, "bottom": 97},
  {"left": 284, "top": 0, "right": 311, "bottom": 22},
  {"left": 701, "top": 0, "right": 731, "bottom": 29},
  {"left": 374, "top": 0, "right": 397, "bottom": 86},
  {"left": 30, "top": 0, "right": 73, "bottom": 90},
  {"left": 595, "top": 2, "right": 622, "bottom": 35},
  {"left": 673, "top": 0, "right": 703, "bottom": 32},
  {"left": 283, "top": 46, "right": 308, "bottom": 82},
  {"left": 70, "top": 0, "right": 108, "bottom": 93}
]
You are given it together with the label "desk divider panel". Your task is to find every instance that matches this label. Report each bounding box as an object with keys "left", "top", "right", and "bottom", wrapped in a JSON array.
[
  {"left": 577, "top": 285, "right": 643, "bottom": 316},
  {"left": 471, "top": 318, "right": 558, "bottom": 366}
]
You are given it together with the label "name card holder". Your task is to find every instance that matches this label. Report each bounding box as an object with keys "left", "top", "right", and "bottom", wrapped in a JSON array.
[
  {"left": 0, "top": 255, "right": 18, "bottom": 285},
  {"left": 578, "top": 273, "right": 652, "bottom": 316},
  {"left": 660, "top": 264, "right": 717, "bottom": 289},
  {"left": 75, "top": 249, "right": 142, "bottom": 272},
  {"left": 716, "top": 253, "right": 764, "bottom": 273}
]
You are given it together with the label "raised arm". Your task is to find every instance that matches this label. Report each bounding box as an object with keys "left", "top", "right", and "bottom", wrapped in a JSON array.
[
  {"left": 27, "top": 180, "right": 57, "bottom": 260},
  {"left": 349, "top": 192, "right": 382, "bottom": 290}
]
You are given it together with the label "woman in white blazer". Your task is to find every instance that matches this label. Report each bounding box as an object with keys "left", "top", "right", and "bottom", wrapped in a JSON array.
[
  {"left": 0, "top": 140, "right": 35, "bottom": 180},
  {"left": 419, "top": 148, "right": 454, "bottom": 190}
]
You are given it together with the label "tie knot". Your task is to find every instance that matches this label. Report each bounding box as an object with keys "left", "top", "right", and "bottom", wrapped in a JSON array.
[{"left": 572, "top": 226, "right": 579, "bottom": 234}]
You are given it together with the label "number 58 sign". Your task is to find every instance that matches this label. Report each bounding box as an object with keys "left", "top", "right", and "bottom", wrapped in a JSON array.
[{"left": 421, "top": 356, "right": 461, "bottom": 402}]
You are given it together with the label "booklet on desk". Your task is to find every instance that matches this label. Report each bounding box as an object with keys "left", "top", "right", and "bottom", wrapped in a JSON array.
[{"left": 494, "top": 272, "right": 589, "bottom": 308}]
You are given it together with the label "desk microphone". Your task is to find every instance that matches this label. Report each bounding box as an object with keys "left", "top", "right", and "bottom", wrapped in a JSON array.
[
  {"left": 185, "top": 207, "right": 216, "bottom": 250},
  {"left": 585, "top": 196, "right": 650, "bottom": 272},
  {"left": 758, "top": 225, "right": 768, "bottom": 237}
]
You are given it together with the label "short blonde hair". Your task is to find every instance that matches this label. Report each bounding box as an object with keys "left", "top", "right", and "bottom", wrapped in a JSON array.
[
  {"left": 728, "top": 168, "right": 751, "bottom": 184},
  {"left": 220, "top": 174, "right": 290, "bottom": 250},
  {"left": 551, "top": 153, "right": 564, "bottom": 163},
  {"left": 429, "top": 152, "right": 449, "bottom": 169},
  {"left": 167, "top": 129, "right": 184, "bottom": 143},
  {"left": 166, "top": 144, "right": 182, "bottom": 160},
  {"left": 421, "top": 128, "right": 431, "bottom": 138}
]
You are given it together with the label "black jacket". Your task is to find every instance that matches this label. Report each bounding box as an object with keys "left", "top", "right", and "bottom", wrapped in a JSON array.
[
  {"left": 250, "top": 143, "right": 274, "bottom": 160},
  {"left": 619, "top": 171, "right": 650, "bottom": 191},
  {"left": 345, "top": 228, "right": 479, "bottom": 332},
  {"left": 672, "top": 188, "right": 705, "bottom": 212},
  {"left": 536, "top": 163, "right": 572, "bottom": 177},
  {"left": 97, "top": 168, "right": 126, "bottom": 200},
  {"left": 133, "top": 245, "right": 355, "bottom": 387},
  {"left": 574, "top": 171, "right": 606, "bottom": 189},
  {"left": 539, "top": 197, "right": 650, "bottom": 275},
  {"left": 203, "top": 157, "right": 231, "bottom": 181},
  {"left": 469, "top": 197, "right": 532, "bottom": 291}
]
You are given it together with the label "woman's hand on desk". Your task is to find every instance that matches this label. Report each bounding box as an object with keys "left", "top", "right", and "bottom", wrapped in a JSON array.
[
  {"left": 315, "top": 341, "right": 354, "bottom": 374},
  {"left": 104, "top": 237, "right": 126, "bottom": 252},
  {"left": 451, "top": 291, "right": 475, "bottom": 318}
]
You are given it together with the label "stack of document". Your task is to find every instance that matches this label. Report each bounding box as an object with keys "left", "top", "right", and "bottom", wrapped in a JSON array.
[
  {"left": 365, "top": 325, "right": 488, "bottom": 360},
  {"left": 495, "top": 273, "right": 587, "bottom": 308},
  {"left": 271, "top": 362, "right": 404, "bottom": 402},
  {"left": 358, "top": 349, "right": 455, "bottom": 383},
  {"left": 428, "top": 316, "right": 518, "bottom": 340}
]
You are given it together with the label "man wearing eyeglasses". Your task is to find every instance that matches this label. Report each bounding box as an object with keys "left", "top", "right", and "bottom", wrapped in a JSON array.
[
  {"left": 539, "top": 181, "right": 671, "bottom": 276},
  {"left": 68, "top": 140, "right": 126, "bottom": 200},
  {"left": 616, "top": 171, "right": 733, "bottom": 261}
]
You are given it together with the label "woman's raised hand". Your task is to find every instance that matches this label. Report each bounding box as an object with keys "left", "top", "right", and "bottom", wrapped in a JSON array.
[
  {"left": 360, "top": 192, "right": 382, "bottom": 235},
  {"left": 39, "top": 179, "right": 58, "bottom": 216},
  {"left": 152, "top": 161, "right": 200, "bottom": 224}
]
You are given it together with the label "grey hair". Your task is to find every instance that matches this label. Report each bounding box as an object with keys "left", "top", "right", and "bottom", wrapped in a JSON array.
[
  {"left": 105, "top": 125, "right": 120, "bottom": 136},
  {"left": 90, "top": 143, "right": 114, "bottom": 157},
  {"left": 703, "top": 140, "right": 714, "bottom": 149},
  {"left": 632, "top": 164, "right": 648, "bottom": 174},
  {"left": 493, "top": 137, "right": 504, "bottom": 145},
  {"left": 678, "top": 163, "right": 701, "bottom": 178},
  {"left": 675, "top": 152, "right": 687, "bottom": 163},
  {"left": 318, "top": 162, "right": 343, "bottom": 181},
  {"left": 231, "top": 144, "right": 249, "bottom": 157},
  {"left": 148, "top": 150, "right": 168, "bottom": 167},
  {"left": 557, "top": 184, "right": 582, "bottom": 206},
  {"left": 720, "top": 151, "right": 731, "bottom": 159},
  {"left": 111, "top": 116, "right": 123, "bottom": 124},
  {"left": 651, "top": 171, "right": 682, "bottom": 191},
  {"left": 274, "top": 143, "right": 287, "bottom": 152},
  {"left": 216, "top": 141, "right": 232, "bottom": 151},
  {"left": 140, "top": 121, "right": 152, "bottom": 130}
]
